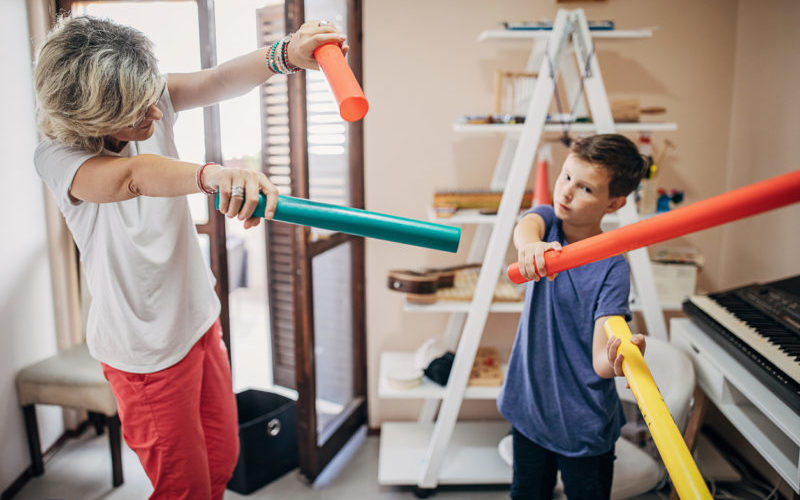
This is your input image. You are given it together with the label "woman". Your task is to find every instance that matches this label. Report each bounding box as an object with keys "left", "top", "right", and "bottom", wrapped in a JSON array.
[{"left": 33, "top": 14, "right": 345, "bottom": 499}]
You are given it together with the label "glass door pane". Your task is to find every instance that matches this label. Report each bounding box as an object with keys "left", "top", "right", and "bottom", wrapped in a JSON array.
[
  {"left": 304, "top": 0, "right": 359, "bottom": 447},
  {"left": 311, "top": 242, "right": 354, "bottom": 444}
]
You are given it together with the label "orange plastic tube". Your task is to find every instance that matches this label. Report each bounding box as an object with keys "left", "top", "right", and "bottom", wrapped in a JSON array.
[
  {"left": 313, "top": 42, "right": 368, "bottom": 122},
  {"left": 508, "top": 169, "right": 800, "bottom": 284}
]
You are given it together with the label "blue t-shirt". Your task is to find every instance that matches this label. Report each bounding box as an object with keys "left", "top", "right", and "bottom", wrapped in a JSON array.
[{"left": 497, "top": 205, "right": 632, "bottom": 457}]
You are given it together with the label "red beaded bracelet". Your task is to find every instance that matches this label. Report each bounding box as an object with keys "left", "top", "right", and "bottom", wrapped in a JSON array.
[{"left": 196, "top": 162, "right": 218, "bottom": 195}]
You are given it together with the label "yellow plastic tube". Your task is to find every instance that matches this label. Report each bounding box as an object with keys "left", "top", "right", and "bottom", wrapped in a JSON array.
[{"left": 604, "top": 316, "right": 711, "bottom": 500}]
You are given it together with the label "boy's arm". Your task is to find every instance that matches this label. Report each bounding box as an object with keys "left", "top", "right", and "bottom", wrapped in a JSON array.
[
  {"left": 168, "top": 22, "right": 346, "bottom": 112},
  {"left": 592, "top": 316, "right": 646, "bottom": 379},
  {"left": 514, "top": 213, "right": 561, "bottom": 280}
]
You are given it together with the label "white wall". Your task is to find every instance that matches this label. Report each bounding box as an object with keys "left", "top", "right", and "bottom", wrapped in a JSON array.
[
  {"left": 719, "top": 0, "right": 800, "bottom": 289},
  {"left": 0, "top": 1, "right": 62, "bottom": 491},
  {"left": 363, "top": 0, "right": 740, "bottom": 426}
]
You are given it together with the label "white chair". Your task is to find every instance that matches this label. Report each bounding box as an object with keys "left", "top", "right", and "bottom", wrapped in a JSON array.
[
  {"left": 15, "top": 343, "right": 123, "bottom": 486},
  {"left": 498, "top": 337, "right": 696, "bottom": 499}
]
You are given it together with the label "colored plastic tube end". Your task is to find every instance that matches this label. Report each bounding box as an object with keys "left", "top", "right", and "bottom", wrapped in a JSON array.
[
  {"left": 507, "top": 263, "right": 526, "bottom": 284},
  {"left": 313, "top": 42, "right": 369, "bottom": 122}
]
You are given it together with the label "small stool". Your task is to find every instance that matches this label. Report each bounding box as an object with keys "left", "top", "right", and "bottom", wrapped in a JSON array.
[{"left": 16, "top": 343, "right": 123, "bottom": 487}]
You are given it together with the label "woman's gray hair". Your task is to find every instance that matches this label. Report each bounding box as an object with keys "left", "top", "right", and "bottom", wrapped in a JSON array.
[{"left": 34, "top": 15, "right": 162, "bottom": 154}]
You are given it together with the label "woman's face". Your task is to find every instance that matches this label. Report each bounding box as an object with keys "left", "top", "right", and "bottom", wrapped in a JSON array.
[
  {"left": 108, "top": 102, "right": 163, "bottom": 143},
  {"left": 107, "top": 82, "right": 165, "bottom": 143}
]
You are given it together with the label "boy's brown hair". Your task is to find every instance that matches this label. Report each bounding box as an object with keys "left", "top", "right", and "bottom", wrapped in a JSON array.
[{"left": 570, "top": 134, "right": 648, "bottom": 198}]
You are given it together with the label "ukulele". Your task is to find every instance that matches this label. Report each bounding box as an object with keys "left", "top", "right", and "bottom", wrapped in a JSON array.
[{"left": 387, "top": 264, "right": 482, "bottom": 295}]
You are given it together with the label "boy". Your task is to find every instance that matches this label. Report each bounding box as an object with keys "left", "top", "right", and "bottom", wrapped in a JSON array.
[{"left": 497, "top": 134, "right": 648, "bottom": 499}]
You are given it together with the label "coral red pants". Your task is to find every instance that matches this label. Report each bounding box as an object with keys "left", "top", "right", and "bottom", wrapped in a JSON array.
[{"left": 102, "top": 320, "right": 239, "bottom": 500}]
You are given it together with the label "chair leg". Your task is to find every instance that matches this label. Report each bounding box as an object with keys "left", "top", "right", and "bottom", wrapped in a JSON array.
[
  {"left": 670, "top": 388, "right": 708, "bottom": 500},
  {"left": 88, "top": 411, "right": 105, "bottom": 435},
  {"left": 107, "top": 414, "right": 124, "bottom": 487},
  {"left": 22, "top": 405, "right": 44, "bottom": 476}
]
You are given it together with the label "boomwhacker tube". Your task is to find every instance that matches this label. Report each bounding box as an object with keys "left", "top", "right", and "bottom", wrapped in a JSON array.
[
  {"left": 216, "top": 192, "right": 460, "bottom": 253},
  {"left": 508, "top": 169, "right": 800, "bottom": 283},
  {"left": 314, "top": 42, "right": 369, "bottom": 122},
  {"left": 604, "top": 316, "right": 712, "bottom": 500}
]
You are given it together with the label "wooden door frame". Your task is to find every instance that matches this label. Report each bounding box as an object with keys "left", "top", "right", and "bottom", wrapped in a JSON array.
[
  {"left": 286, "top": 0, "right": 367, "bottom": 481},
  {"left": 195, "top": 0, "right": 231, "bottom": 354}
]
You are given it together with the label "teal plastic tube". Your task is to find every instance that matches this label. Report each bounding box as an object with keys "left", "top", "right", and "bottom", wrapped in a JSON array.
[{"left": 215, "top": 193, "right": 460, "bottom": 253}]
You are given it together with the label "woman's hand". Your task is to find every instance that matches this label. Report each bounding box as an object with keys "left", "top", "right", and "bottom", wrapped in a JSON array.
[
  {"left": 287, "top": 20, "right": 348, "bottom": 70},
  {"left": 203, "top": 165, "right": 279, "bottom": 229},
  {"left": 517, "top": 241, "right": 562, "bottom": 281},
  {"left": 607, "top": 334, "right": 647, "bottom": 378}
]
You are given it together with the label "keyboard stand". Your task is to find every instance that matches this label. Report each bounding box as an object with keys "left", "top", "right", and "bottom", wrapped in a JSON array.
[{"left": 670, "top": 318, "right": 800, "bottom": 493}]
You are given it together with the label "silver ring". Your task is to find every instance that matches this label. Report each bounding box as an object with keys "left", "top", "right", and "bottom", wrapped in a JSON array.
[
  {"left": 318, "top": 20, "right": 330, "bottom": 27},
  {"left": 231, "top": 185, "right": 245, "bottom": 198}
]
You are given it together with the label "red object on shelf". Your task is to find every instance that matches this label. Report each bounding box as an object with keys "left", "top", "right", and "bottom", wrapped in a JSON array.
[
  {"left": 533, "top": 160, "right": 552, "bottom": 206},
  {"left": 507, "top": 169, "right": 800, "bottom": 284}
]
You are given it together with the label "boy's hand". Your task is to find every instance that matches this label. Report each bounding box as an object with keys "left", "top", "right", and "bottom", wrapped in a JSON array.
[
  {"left": 607, "top": 334, "right": 647, "bottom": 378},
  {"left": 517, "top": 241, "right": 562, "bottom": 281}
]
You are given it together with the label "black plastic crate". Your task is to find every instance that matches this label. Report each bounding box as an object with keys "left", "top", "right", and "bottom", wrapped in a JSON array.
[{"left": 227, "top": 389, "right": 298, "bottom": 494}]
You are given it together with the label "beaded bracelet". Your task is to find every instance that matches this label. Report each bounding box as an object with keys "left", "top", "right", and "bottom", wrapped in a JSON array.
[
  {"left": 267, "top": 41, "right": 280, "bottom": 74},
  {"left": 273, "top": 39, "right": 288, "bottom": 74},
  {"left": 266, "top": 35, "right": 302, "bottom": 75},
  {"left": 281, "top": 36, "right": 301, "bottom": 73},
  {"left": 196, "top": 162, "right": 218, "bottom": 195},
  {"left": 269, "top": 38, "right": 284, "bottom": 74}
]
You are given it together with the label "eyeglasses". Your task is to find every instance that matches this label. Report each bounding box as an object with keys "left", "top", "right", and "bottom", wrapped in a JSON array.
[{"left": 128, "top": 81, "right": 166, "bottom": 129}]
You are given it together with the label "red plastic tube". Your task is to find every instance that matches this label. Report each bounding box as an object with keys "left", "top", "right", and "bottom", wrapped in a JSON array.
[
  {"left": 508, "top": 169, "right": 800, "bottom": 284},
  {"left": 313, "top": 42, "right": 368, "bottom": 122}
]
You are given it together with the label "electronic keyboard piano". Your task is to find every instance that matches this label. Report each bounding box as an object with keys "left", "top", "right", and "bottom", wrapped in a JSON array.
[{"left": 683, "top": 275, "right": 800, "bottom": 415}]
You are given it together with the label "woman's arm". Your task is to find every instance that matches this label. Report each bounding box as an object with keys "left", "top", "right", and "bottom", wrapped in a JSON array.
[
  {"left": 71, "top": 154, "right": 200, "bottom": 202},
  {"left": 169, "top": 20, "right": 346, "bottom": 112},
  {"left": 70, "top": 155, "right": 279, "bottom": 227}
]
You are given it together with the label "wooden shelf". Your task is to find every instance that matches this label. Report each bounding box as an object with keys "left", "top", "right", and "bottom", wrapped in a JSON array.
[
  {"left": 403, "top": 298, "right": 523, "bottom": 313},
  {"left": 453, "top": 122, "right": 678, "bottom": 134},
  {"left": 478, "top": 28, "right": 656, "bottom": 42},
  {"left": 428, "top": 206, "right": 534, "bottom": 225},
  {"left": 403, "top": 296, "right": 681, "bottom": 313},
  {"left": 378, "top": 421, "right": 512, "bottom": 485},
  {"left": 379, "top": 351, "right": 506, "bottom": 400},
  {"left": 427, "top": 206, "right": 659, "bottom": 227}
]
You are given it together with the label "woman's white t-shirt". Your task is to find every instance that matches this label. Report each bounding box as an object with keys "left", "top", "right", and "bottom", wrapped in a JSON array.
[{"left": 34, "top": 87, "right": 221, "bottom": 373}]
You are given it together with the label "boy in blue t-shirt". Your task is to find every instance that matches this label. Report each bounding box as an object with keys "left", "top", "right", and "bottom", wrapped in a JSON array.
[{"left": 498, "top": 134, "right": 648, "bottom": 499}]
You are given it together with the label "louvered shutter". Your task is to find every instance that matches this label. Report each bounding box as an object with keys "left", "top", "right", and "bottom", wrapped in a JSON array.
[{"left": 257, "top": 5, "right": 296, "bottom": 389}]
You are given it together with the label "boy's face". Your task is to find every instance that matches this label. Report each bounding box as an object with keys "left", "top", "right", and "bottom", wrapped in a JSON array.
[{"left": 553, "top": 153, "right": 627, "bottom": 225}]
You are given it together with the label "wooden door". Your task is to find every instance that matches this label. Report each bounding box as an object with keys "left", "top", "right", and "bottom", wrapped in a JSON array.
[{"left": 261, "top": 0, "right": 366, "bottom": 481}]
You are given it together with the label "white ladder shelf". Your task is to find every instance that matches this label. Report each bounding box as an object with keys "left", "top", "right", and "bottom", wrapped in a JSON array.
[{"left": 378, "top": 9, "right": 676, "bottom": 493}]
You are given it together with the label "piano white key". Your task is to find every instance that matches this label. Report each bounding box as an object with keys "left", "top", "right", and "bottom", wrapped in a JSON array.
[{"left": 689, "top": 295, "right": 800, "bottom": 384}]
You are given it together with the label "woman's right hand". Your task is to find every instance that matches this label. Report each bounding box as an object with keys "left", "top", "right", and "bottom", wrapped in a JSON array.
[
  {"left": 287, "top": 20, "right": 348, "bottom": 71},
  {"left": 517, "top": 241, "right": 562, "bottom": 281},
  {"left": 203, "top": 164, "right": 279, "bottom": 229}
]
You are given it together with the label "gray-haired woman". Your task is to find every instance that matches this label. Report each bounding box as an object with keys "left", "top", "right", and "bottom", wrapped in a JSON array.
[{"left": 33, "top": 15, "right": 345, "bottom": 499}]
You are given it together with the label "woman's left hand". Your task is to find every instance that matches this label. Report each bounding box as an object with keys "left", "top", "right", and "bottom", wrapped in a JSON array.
[
  {"left": 287, "top": 20, "right": 348, "bottom": 70},
  {"left": 204, "top": 165, "right": 279, "bottom": 229}
]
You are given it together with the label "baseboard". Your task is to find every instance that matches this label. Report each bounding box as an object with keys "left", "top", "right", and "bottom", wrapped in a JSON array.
[
  {"left": 0, "top": 468, "right": 33, "bottom": 500},
  {"left": 1, "top": 420, "right": 91, "bottom": 500}
]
